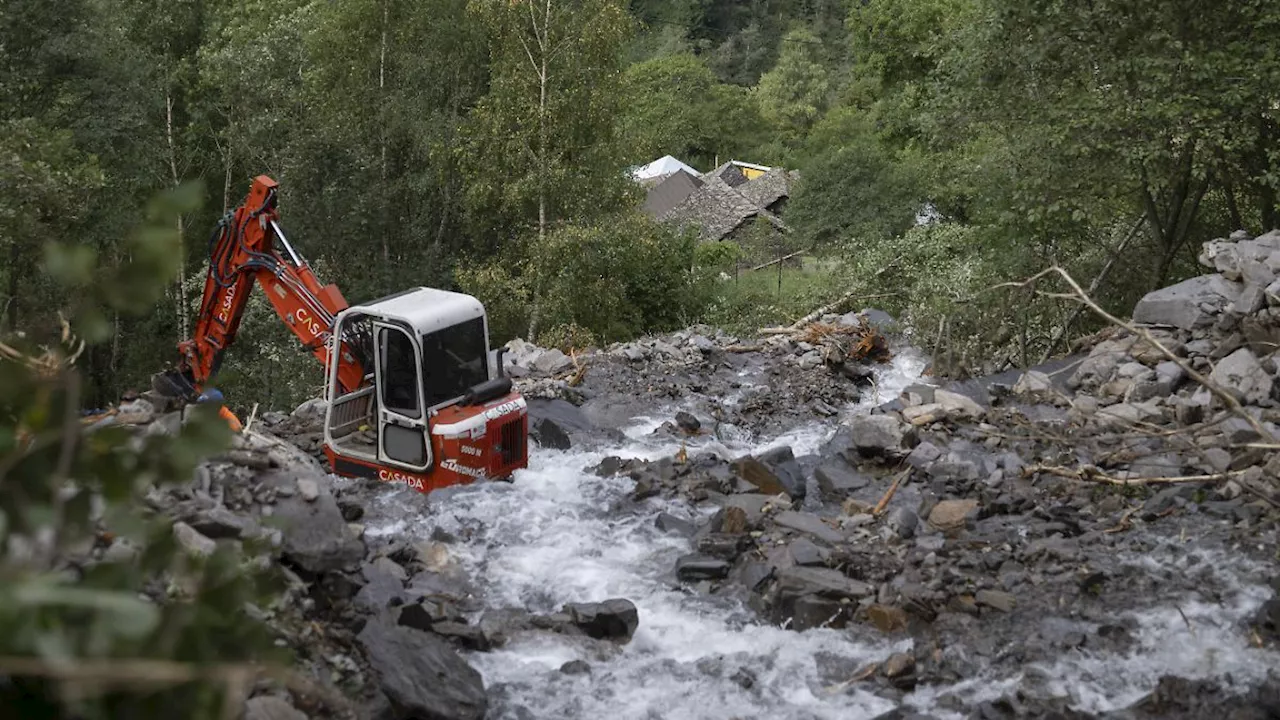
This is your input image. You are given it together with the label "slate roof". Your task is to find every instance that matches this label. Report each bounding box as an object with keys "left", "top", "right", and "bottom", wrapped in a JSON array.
[
  {"left": 738, "top": 167, "right": 797, "bottom": 209},
  {"left": 659, "top": 175, "right": 787, "bottom": 241},
  {"left": 703, "top": 161, "right": 750, "bottom": 188},
  {"left": 641, "top": 169, "right": 703, "bottom": 219}
]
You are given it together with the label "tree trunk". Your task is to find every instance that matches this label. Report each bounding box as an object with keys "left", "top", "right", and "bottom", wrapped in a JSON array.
[
  {"left": 527, "top": 0, "right": 552, "bottom": 342},
  {"left": 166, "top": 92, "right": 189, "bottom": 340},
  {"left": 6, "top": 241, "right": 18, "bottom": 332},
  {"left": 1140, "top": 147, "right": 1210, "bottom": 289},
  {"left": 1223, "top": 179, "right": 1244, "bottom": 232},
  {"left": 379, "top": 0, "right": 390, "bottom": 271}
]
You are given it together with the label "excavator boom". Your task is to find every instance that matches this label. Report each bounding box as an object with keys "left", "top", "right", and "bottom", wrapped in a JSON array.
[{"left": 156, "top": 175, "right": 365, "bottom": 398}]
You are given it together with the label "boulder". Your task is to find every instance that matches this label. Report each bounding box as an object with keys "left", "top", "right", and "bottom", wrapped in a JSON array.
[
  {"left": 934, "top": 389, "right": 985, "bottom": 419},
  {"left": 357, "top": 616, "right": 487, "bottom": 720},
  {"left": 1208, "top": 347, "right": 1272, "bottom": 405},
  {"left": 531, "top": 417, "right": 571, "bottom": 450},
  {"left": 243, "top": 696, "right": 307, "bottom": 720},
  {"left": 773, "top": 566, "right": 874, "bottom": 602},
  {"left": 731, "top": 446, "right": 805, "bottom": 498},
  {"left": 1132, "top": 274, "right": 1242, "bottom": 330},
  {"left": 676, "top": 554, "right": 731, "bottom": 581},
  {"left": 772, "top": 511, "right": 845, "bottom": 544},
  {"left": 532, "top": 349, "right": 573, "bottom": 374},
  {"left": 564, "top": 599, "right": 639, "bottom": 641},
  {"left": 813, "top": 461, "right": 870, "bottom": 497},
  {"left": 268, "top": 470, "right": 365, "bottom": 574},
  {"left": 927, "top": 499, "right": 979, "bottom": 532},
  {"left": 848, "top": 414, "right": 914, "bottom": 457},
  {"left": 172, "top": 522, "right": 216, "bottom": 558},
  {"left": 1013, "top": 370, "right": 1055, "bottom": 399}
]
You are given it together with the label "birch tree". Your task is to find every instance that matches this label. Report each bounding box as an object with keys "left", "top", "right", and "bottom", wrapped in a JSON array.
[{"left": 463, "top": 0, "right": 634, "bottom": 339}]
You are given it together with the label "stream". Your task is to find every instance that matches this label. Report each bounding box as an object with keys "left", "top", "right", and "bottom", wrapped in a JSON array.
[{"left": 349, "top": 346, "right": 1280, "bottom": 720}]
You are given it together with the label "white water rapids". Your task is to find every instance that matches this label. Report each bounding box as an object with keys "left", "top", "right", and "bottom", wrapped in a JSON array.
[{"left": 349, "top": 348, "right": 1279, "bottom": 719}]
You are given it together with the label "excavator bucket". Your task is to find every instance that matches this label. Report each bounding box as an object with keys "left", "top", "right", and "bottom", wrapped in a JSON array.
[{"left": 151, "top": 367, "right": 198, "bottom": 400}]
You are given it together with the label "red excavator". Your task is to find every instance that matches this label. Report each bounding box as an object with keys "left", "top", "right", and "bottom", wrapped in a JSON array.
[{"left": 152, "top": 174, "right": 529, "bottom": 494}]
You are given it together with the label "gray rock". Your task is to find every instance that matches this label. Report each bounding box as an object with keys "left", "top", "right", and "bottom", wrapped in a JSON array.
[
  {"left": 1128, "top": 453, "right": 1184, "bottom": 479},
  {"left": 533, "top": 349, "right": 573, "bottom": 374},
  {"left": 1209, "top": 347, "right": 1272, "bottom": 405},
  {"left": 814, "top": 461, "right": 869, "bottom": 497},
  {"left": 531, "top": 417, "right": 571, "bottom": 450},
  {"left": 675, "top": 411, "right": 701, "bottom": 433},
  {"left": 720, "top": 494, "right": 773, "bottom": 525},
  {"left": 172, "top": 522, "right": 216, "bottom": 558},
  {"left": 772, "top": 511, "right": 845, "bottom": 544},
  {"left": 244, "top": 696, "right": 307, "bottom": 720},
  {"left": 1233, "top": 283, "right": 1268, "bottom": 314},
  {"left": 906, "top": 441, "right": 942, "bottom": 470},
  {"left": 798, "top": 350, "right": 823, "bottom": 369},
  {"left": 355, "top": 565, "right": 406, "bottom": 614},
  {"left": 296, "top": 477, "right": 320, "bottom": 502},
  {"left": 848, "top": 414, "right": 914, "bottom": 457},
  {"left": 1132, "top": 274, "right": 1242, "bottom": 330},
  {"left": 934, "top": 389, "right": 985, "bottom": 419},
  {"left": 975, "top": 589, "right": 1016, "bottom": 613},
  {"left": 188, "top": 506, "right": 256, "bottom": 540},
  {"left": 655, "top": 512, "right": 697, "bottom": 536},
  {"left": 292, "top": 397, "right": 327, "bottom": 423},
  {"left": 788, "top": 538, "right": 829, "bottom": 566},
  {"left": 357, "top": 616, "right": 487, "bottom": 720},
  {"left": 732, "top": 447, "right": 805, "bottom": 498},
  {"left": 1070, "top": 336, "right": 1139, "bottom": 389},
  {"left": 564, "top": 598, "right": 639, "bottom": 641},
  {"left": 676, "top": 554, "right": 731, "bottom": 581},
  {"left": 1155, "top": 361, "right": 1187, "bottom": 393},
  {"left": 774, "top": 566, "right": 874, "bottom": 600},
  {"left": 268, "top": 470, "right": 365, "bottom": 574},
  {"left": 886, "top": 507, "right": 919, "bottom": 539},
  {"left": 1013, "top": 370, "right": 1055, "bottom": 398}
]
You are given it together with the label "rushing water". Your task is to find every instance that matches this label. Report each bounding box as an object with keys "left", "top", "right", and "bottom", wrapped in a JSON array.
[{"left": 352, "top": 347, "right": 1278, "bottom": 719}]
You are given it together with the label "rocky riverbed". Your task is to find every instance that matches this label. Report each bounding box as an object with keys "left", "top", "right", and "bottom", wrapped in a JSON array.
[{"left": 97, "top": 232, "right": 1280, "bottom": 719}]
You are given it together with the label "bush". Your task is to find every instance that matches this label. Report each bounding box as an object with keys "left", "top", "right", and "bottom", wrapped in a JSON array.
[
  {"left": 0, "top": 183, "right": 288, "bottom": 719},
  {"left": 539, "top": 323, "right": 598, "bottom": 353},
  {"left": 459, "top": 211, "right": 703, "bottom": 346}
]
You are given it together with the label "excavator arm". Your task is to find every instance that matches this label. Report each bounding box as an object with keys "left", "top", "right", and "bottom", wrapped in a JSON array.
[{"left": 154, "top": 175, "right": 367, "bottom": 400}]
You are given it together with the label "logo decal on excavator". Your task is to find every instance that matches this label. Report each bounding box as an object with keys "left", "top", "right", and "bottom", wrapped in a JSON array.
[
  {"left": 217, "top": 285, "right": 237, "bottom": 324},
  {"left": 378, "top": 468, "right": 425, "bottom": 490},
  {"left": 441, "top": 459, "right": 485, "bottom": 478},
  {"left": 484, "top": 400, "right": 523, "bottom": 420}
]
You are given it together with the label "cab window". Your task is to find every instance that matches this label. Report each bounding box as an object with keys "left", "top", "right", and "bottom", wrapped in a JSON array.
[{"left": 378, "top": 325, "right": 421, "bottom": 419}]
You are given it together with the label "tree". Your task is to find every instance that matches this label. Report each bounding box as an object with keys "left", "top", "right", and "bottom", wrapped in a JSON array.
[
  {"left": 616, "top": 53, "right": 764, "bottom": 169},
  {"left": 945, "top": 0, "right": 1280, "bottom": 287},
  {"left": 462, "top": 0, "right": 637, "bottom": 339},
  {"left": 754, "top": 27, "right": 831, "bottom": 150}
]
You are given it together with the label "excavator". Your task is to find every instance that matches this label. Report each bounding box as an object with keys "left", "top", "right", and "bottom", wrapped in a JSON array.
[{"left": 151, "top": 175, "right": 529, "bottom": 494}]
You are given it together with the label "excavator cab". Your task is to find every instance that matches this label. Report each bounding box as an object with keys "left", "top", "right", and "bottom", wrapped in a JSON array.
[
  {"left": 152, "top": 173, "right": 528, "bottom": 495},
  {"left": 321, "top": 287, "right": 528, "bottom": 493}
]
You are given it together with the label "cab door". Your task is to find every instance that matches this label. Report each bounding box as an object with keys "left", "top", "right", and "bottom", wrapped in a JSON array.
[{"left": 372, "top": 321, "right": 432, "bottom": 471}]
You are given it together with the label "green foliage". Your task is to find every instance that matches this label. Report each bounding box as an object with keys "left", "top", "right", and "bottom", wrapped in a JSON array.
[
  {"left": 462, "top": 0, "right": 637, "bottom": 246},
  {"left": 754, "top": 28, "right": 831, "bottom": 150},
  {"left": 460, "top": 211, "right": 702, "bottom": 344},
  {"left": 454, "top": 258, "right": 533, "bottom": 349},
  {"left": 0, "top": 187, "right": 286, "bottom": 719},
  {"left": 787, "top": 109, "right": 925, "bottom": 247},
  {"left": 617, "top": 53, "right": 764, "bottom": 170},
  {"left": 539, "top": 323, "right": 599, "bottom": 353},
  {"left": 697, "top": 256, "right": 850, "bottom": 335}
]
